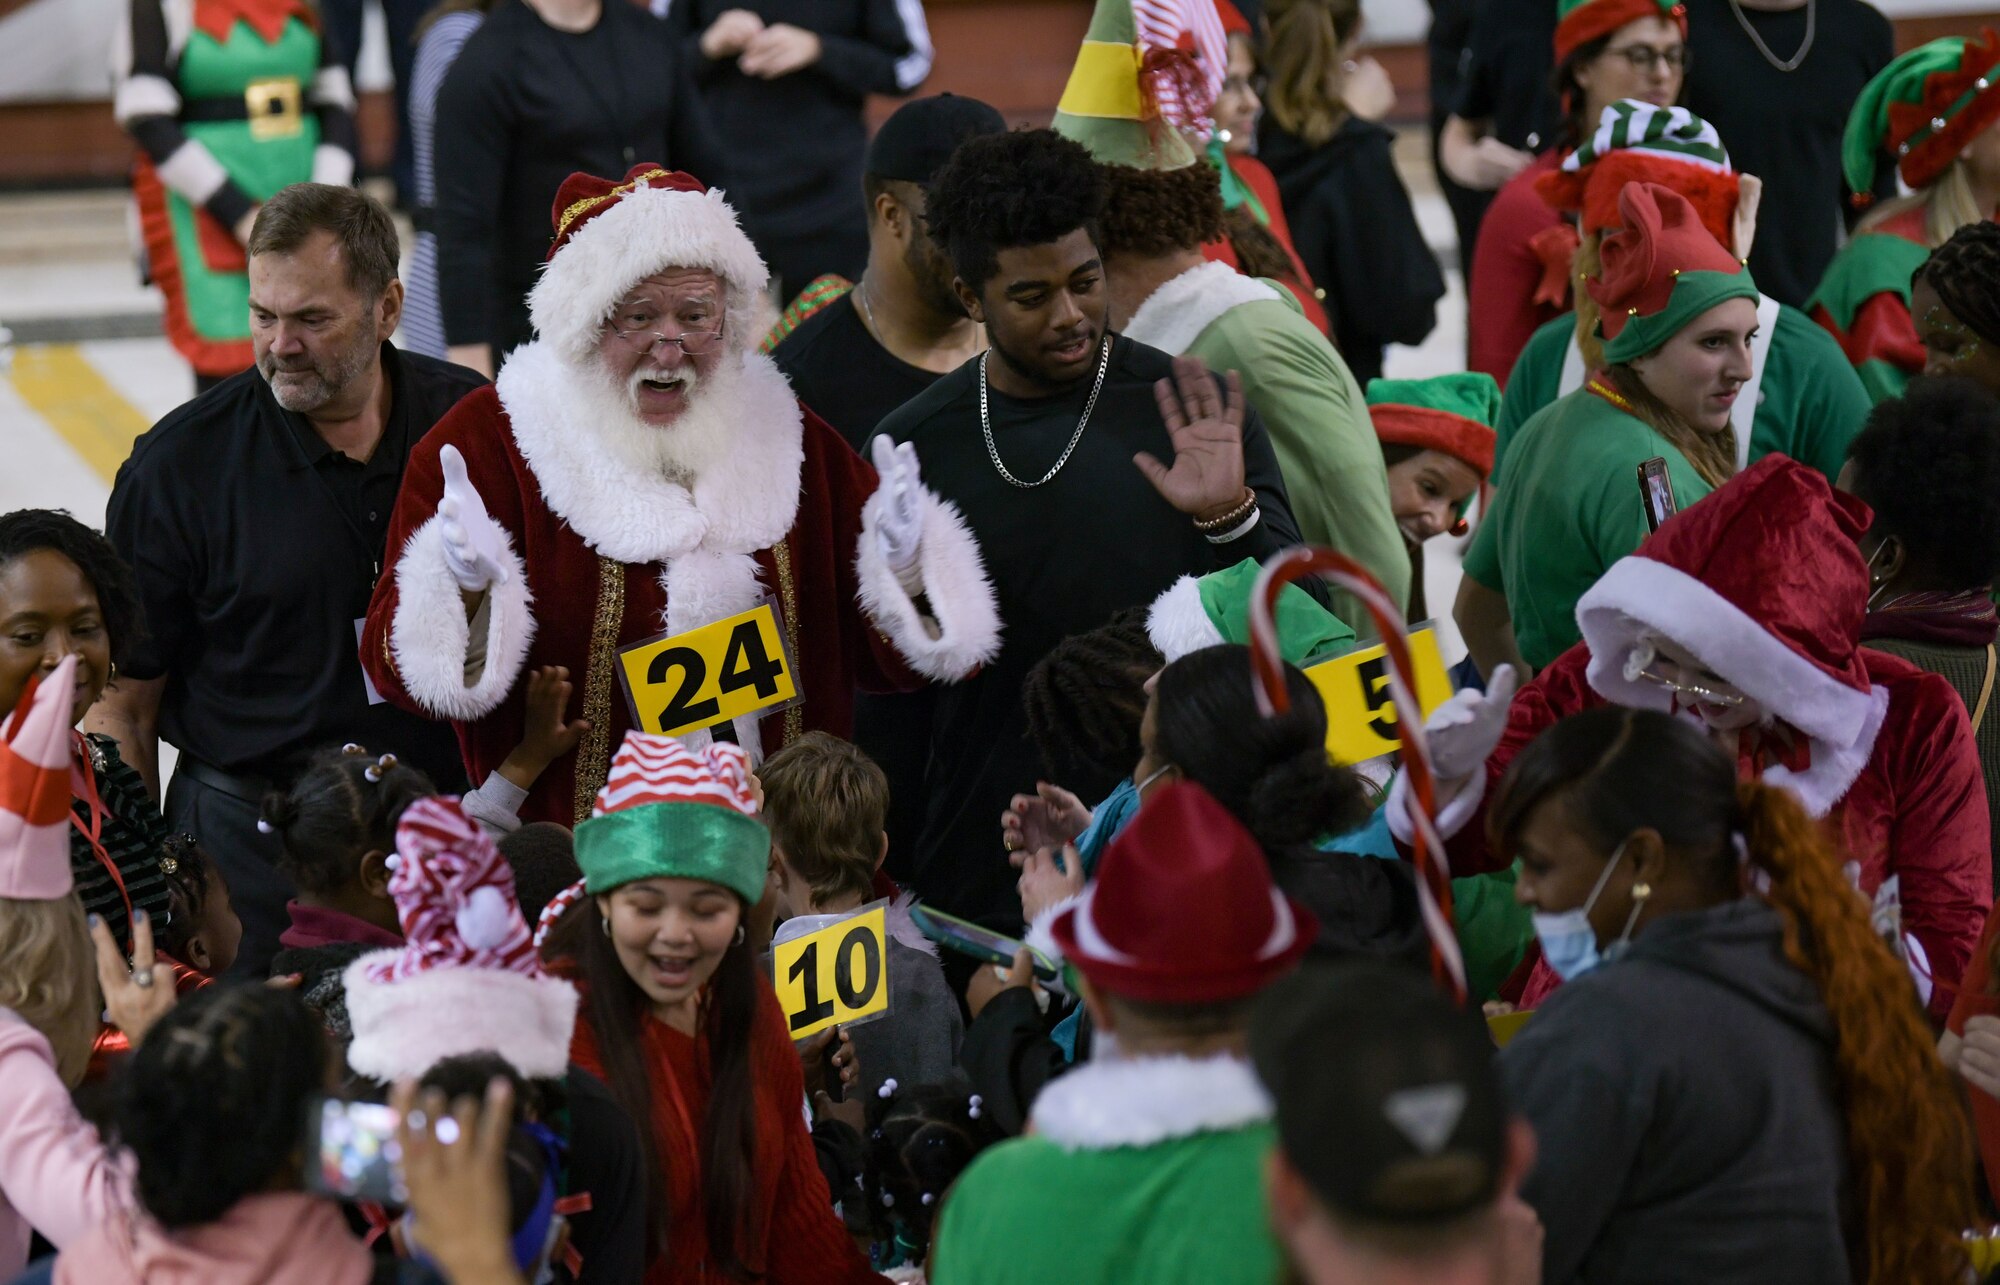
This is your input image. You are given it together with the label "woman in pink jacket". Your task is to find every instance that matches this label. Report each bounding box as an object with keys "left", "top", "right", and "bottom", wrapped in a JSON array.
[{"left": 0, "top": 656, "right": 171, "bottom": 1277}]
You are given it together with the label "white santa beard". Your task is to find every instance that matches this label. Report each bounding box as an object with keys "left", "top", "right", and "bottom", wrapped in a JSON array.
[{"left": 567, "top": 346, "right": 749, "bottom": 483}]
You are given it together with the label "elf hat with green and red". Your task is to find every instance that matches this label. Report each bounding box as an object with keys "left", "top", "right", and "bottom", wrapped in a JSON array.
[
  {"left": 1538, "top": 100, "right": 1739, "bottom": 247},
  {"left": 1554, "top": 0, "right": 1684, "bottom": 65},
  {"left": 1844, "top": 29, "right": 2000, "bottom": 195},
  {"left": 1587, "top": 181, "right": 1757, "bottom": 364}
]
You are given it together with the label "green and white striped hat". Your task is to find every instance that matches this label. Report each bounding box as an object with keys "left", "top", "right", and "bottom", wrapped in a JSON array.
[{"left": 1538, "top": 99, "right": 1742, "bottom": 245}]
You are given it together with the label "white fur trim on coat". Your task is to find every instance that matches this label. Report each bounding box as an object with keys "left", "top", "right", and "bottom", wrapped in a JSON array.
[
  {"left": 497, "top": 343, "right": 804, "bottom": 565},
  {"left": 1146, "top": 575, "right": 1225, "bottom": 662},
  {"left": 1032, "top": 1053, "right": 1272, "bottom": 1151},
  {"left": 528, "top": 181, "right": 771, "bottom": 365},
  {"left": 388, "top": 515, "right": 535, "bottom": 721},
  {"left": 1023, "top": 891, "right": 1084, "bottom": 973},
  {"left": 341, "top": 953, "right": 580, "bottom": 1081},
  {"left": 855, "top": 483, "right": 1001, "bottom": 682},
  {"left": 1120, "top": 261, "right": 1281, "bottom": 356}
]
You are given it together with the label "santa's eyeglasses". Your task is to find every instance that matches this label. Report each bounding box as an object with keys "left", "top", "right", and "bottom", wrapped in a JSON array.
[
  {"left": 606, "top": 321, "right": 726, "bottom": 357},
  {"left": 1630, "top": 661, "right": 1746, "bottom": 709}
]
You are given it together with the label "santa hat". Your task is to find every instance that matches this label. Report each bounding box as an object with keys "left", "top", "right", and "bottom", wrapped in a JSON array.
[
  {"left": 1146, "top": 557, "right": 1356, "bottom": 665},
  {"left": 573, "top": 733, "right": 768, "bottom": 906},
  {"left": 0, "top": 655, "right": 78, "bottom": 901},
  {"left": 527, "top": 165, "right": 770, "bottom": 365},
  {"left": 1052, "top": 0, "right": 1214, "bottom": 166},
  {"left": 1588, "top": 182, "right": 1757, "bottom": 364},
  {"left": 1052, "top": 781, "right": 1316, "bottom": 1004},
  {"left": 344, "top": 796, "right": 580, "bottom": 1081},
  {"left": 1844, "top": 30, "right": 2000, "bottom": 195},
  {"left": 1538, "top": 101, "right": 1739, "bottom": 248},
  {"left": 1576, "top": 455, "right": 1889, "bottom": 817},
  {"left": 1365, "top": 373, "right": 1501, "bottom": 480},
  {"left": 1553, "top": 0, "right": 1685, "bottom": 66}
]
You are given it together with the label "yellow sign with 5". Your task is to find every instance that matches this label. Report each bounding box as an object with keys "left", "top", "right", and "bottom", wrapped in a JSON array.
[
  {"left": 771, "top": 901, "right": 892, "bottom": 1040},
  {"left": 1304, "top": 625, "right": 1456, "bottom": 764},
  {"left": 615, "top": 602, "right": 800, "bottom": 738}
]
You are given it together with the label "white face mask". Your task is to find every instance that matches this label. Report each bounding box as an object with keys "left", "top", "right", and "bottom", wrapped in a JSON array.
[{"left": 1529, "top": 839, "right": 1645, "bottom": 981}]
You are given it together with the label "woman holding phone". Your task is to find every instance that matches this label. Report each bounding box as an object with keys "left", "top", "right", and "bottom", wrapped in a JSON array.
[
  {"left": 1455, "top": 181, "right": 1756, "bottom": 678},
  {"left": 540, "top": 733, "right": 880, "bottom": 1285}
]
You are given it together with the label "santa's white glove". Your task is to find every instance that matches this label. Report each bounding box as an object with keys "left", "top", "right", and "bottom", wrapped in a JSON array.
[
  {"left": 870, "top": 434, "right": 925, "bottom": 579},
  {"left": 1424, "top": 664, "right": 1519, "bottom": 784},
  {"left": 436, "top": 443, "right": 511, "bottom": 594}
]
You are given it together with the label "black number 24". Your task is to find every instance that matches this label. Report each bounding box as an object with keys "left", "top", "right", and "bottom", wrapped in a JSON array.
[
  {"left": 787, "top": 923, "right": 883, "bottom": 1031},
  {"left": 645, "top": 618, "right": 788, "bottom": 734}
]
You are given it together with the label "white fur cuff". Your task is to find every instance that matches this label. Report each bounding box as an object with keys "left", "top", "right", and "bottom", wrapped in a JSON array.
[
  {"left": 1386, "top": 766, "right": 1484, "bottom": 846},
  {"left": 1146, "top": 575, "right": 1225, "bottom": 663},
  {"left": 855, "top": 485, "right": 1002, "bottom": 682},
  {"left": 388, "top": 515, "right": 535, "bottom": 721},
  {"left": 311, "top": 144, "right": 355, "bottom": 188},
  {"left": 1023, "top": 892, "right": 1084, "bottom": 987},
  {"left": 343, "top": 954, "right": 580, "bottom": 1081}
]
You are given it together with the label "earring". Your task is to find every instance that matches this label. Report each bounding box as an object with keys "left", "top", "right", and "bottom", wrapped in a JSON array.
[
  {"left": 108, "top": 661, "right": 118, "bottom": 684},
  {"left": 734, "top": 924, "right": 747, "bottom": 946},
  {"left": 1631, "top": 882, "right": 1652, "bottom": 903},
  {"left": 600, "top": 916, "right": 611, "bottom": 937}
]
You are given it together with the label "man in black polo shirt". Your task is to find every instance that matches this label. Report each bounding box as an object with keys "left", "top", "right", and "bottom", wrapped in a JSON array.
[{"left": 92, "top": 183, "right": 483, "bottom": 975}]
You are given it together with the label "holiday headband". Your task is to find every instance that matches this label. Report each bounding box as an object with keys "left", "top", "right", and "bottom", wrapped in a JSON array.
[
  {"left": 1554, "top": 0, "right": 1684, "bottom": 66},
  {"left": 572, "top": 733, "right": 768, "bottom": 906},
  {"left": 1248, "top": 550, "right": 1466, "bottom": 1002},
  {"left": 1588, "top": 182, "right": 1757, "bottom": 364},
  {"left": 1844, "top": 29, "right": 2000, "bottom": 196},
  {"left": 1365, "top": 373, "right": 1501, "bottom": 480}
]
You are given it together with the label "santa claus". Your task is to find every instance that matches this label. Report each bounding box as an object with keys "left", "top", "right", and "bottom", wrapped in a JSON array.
[{"left": 362, "top": 165, "right": 1000, "bottom": 826}]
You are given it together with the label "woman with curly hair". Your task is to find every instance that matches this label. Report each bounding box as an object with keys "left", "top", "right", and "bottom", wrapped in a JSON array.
[
  {"left": 0, "top": 510, "right": 171, "bottom": 956},
  {"left": 1909, "top": 221, "right": 2000, "bottom": 398},
  {"left": 1493, "top": 705, "right": 1976, "bottom": 1283}
]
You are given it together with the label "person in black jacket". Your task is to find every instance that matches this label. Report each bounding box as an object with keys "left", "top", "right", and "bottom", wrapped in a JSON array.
[
  {"left": 663, "top": 0, "right": 934, "bottom": 296},
  {"left": 1256, "top": 0, "right": 1443, "bottom": 384},
  {"left": 433, "top": 0, "right": 727, "bottom": 375}
]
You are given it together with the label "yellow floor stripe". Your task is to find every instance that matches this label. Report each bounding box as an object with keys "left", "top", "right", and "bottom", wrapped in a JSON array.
[{"left": 6, "top": 345, "right": 151, "bottom": 483}]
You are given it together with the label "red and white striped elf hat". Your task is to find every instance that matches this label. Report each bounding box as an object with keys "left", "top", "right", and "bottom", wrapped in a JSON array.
[{"left": 0, "top": 655, "right": 78, "bottom": 901}]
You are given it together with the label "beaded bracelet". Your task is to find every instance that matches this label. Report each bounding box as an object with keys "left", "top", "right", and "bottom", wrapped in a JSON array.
[{"left": 1192, "top": 488, "right": 1257, "bottom": 533}]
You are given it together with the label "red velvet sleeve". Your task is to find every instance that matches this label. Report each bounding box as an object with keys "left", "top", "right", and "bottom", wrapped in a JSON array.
[{"left": 1467, "top": 166, "right": 1566, "bottom": 386}]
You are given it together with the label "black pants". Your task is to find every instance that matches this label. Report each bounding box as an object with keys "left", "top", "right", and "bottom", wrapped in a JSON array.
[{"left": 166, "top": 764, "right": 294, "bottom": 978}]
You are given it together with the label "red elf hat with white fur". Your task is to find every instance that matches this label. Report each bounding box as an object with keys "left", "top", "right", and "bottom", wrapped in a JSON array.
[
  {"left": 1053, "top": 781, "right": 1315, "bottom": 1003},
  {"left": 528, "top": 164, "right": 770, "bottom": 364},
  {"left": 344, "top": 796, "right": 578, "bottom": 1081},
  {"left": 0, "top": 655, "right": 78, "bottom": 901}
]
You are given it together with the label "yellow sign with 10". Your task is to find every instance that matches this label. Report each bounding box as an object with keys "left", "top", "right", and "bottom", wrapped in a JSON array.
[{"left": 771, "top": 901, "right": 892, "bottom": 1040}]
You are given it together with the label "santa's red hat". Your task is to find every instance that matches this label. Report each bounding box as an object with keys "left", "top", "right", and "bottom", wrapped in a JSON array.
[
  {"left": 528, "top": 164, "right": 770, "bottom": 364},
  {"left": 1052, "top": 781, "right": 1315, "bottom": 1004},
  {"left": 0, "top": 656, "right": 78, "bottom": 901},
  {"left": 345, "top": 796, "right": 579, "bottom": 1081},
  {"left": 1576, "top": 455, "right": 1888, "bottom": 817}
]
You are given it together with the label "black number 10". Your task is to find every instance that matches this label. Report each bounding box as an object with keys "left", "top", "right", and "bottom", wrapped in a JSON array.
[{"left": 786, "top": 923, "right": 883, "bottom": 1032}]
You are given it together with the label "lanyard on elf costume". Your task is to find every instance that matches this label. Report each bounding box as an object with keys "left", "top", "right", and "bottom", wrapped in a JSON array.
[{"left": 70, "top": 733, "right": 133, "bottom": 929}]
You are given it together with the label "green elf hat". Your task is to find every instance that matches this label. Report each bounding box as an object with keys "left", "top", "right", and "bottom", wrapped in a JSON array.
[
  {"left": 1844, "top": 29, "right": 2000, "bottom": 196},
  {"left": 1589, "top": 181, "right": 1757, "bottom": 364},
  {"left": 573, "top": 733, "right": 769, "bottom": 905},
  {"left": 1147, "top": 557, "right": 1357, "bottom": 667},
  {"left": 1053, "top": 0, "right": 1201, "bottom": 171},
  {"left": 1554, "top": 0, "right": 1684, "bottom": 64},
  {"left": 1365, "top": 373, "right": 1502, "bottom": 480}
]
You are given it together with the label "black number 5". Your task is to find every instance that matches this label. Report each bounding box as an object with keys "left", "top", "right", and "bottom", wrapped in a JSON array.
[
  {"left": 647, "top": 645, "right": 722, "bottom": 732},
  {"left": 1356, "top": 655, "right": 1396, "bottom": 737}
]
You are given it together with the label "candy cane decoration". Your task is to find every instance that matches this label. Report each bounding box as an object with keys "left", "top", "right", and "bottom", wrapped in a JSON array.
[{"left": 1248, "top": 547, "right": 1467, "bottom": 1003}]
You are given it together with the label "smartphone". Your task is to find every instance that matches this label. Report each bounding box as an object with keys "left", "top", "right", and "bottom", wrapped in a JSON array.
[
  {"left": 908, "top": 903, "right": 1061, "bottom": 982},
  {"left": 306, "top": 1096, "right": 407, "bottom": 1205},
  {"left": 1637, "top": 456, "right": 1678, "bottom": 533}
]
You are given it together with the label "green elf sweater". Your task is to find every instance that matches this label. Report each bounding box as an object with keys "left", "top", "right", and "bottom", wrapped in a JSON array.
[
  {"left": 1493, "top": 297, "right": 1868, "bottom": 485},
  {"left": 1123, "top": 260, "right": 1411, "bottom": 638},
  {"left": 1465, "top": 387, "right": 1714, "bottom": 671},
  {"left": 932, "top": 1053, "right": 1283, "bottom": 1285},
  {"left": 1805, "top": 212, "right": 1933, "bottom": 405}
]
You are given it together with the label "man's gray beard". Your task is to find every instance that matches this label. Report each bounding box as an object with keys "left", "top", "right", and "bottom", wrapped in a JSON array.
[
  {"left": 262, "top": 320, "right": 378, "bottom": 413},
  {"left": 567, "top": 347, "right": 746, "bottom": 483}
]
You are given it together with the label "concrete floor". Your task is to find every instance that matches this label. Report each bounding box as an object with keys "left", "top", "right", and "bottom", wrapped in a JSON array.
[{"left": 0, "top": 138, "right": 1474, "bottom": 667}]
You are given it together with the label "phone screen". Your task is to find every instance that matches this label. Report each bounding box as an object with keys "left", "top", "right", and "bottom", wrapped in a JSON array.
[
  {"left": 909, "top": 904, "right": 1060, "bottom": 981},
  {"left": 1637, "top": 457, "right": 1678, "bottom": 533},
  {"left": 307, "top": 1097, "right": 407, "bottom": 1205}
]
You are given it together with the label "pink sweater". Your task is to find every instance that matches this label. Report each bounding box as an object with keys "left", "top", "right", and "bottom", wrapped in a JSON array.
[{"left": 0, "top": 1009, "right": 131, "bottom": 1277}]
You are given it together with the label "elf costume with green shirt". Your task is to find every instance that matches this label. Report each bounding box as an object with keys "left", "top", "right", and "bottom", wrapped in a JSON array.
[
  {"left": 1467, "top": 181, "right": 1755, "bottom": 672},
  {"left": 1049, "top": 0, "right": 1409, "bottom": 634},
  {"left": 1493, "top": 100, "right": 1868, "bottom": 484},
  {"left": 1808, "top": 31, "right": 2000, "bottom": 403},
  {"left": 933, "top": 783, "right": 1312, "bottom": 1285}
]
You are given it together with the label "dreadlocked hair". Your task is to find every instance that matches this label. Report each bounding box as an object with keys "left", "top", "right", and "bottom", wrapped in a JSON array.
[
  {"left": 925, "top": 129, "right": 1107, "bottom": 292},
  {"left": 1097, "top": 161, "right": 1225, "bottom": 259},
  {"left": 114, "top": 984, "right": 327, "bottom": 1228},
  {"left": 260, "top": 743, "right": 435, "bottom": 895},
  {"left": 856, "top": 1078, "right": 1004, "bottom": 1262},
  {"left": 0, "top": 508, "right": 147, "bottom": 671},
  {"left": 1221, "top": 207, "right": 1296, "bottom": 282},
  {"left": 1489, "top": 707, "right": 1975, "bottom": 1283},
  {"left": 1022, "top": 608, "right": 1164, "bottom": 787},
  {"left": 1917, "top": 220, "right": 2000, "bottom": 348},
  {"left": 155, "top": 833, "right": 215, "bottom": 962}
]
